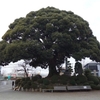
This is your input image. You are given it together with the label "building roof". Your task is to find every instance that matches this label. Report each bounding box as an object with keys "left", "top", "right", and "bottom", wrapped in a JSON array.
[{"left": 84, "top": 62, "right": 100, "bottom": 71}]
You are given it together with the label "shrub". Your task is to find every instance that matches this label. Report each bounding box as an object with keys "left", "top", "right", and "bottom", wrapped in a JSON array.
[
  {"left": 61, "top": 79, "right": 67, "bottom": 85},
  {"left": 37, "top": 79, "right": 43, "bottom": 84},
  {"left": 23, "top": 84, "right": 28, "bottom": 90},
  {"left": 15, "top": 79, "right": 21, "bottom": 86},
  {"left": 69, "top": 76, "right": 76, "bottom": 85},
  {"left": 88, "top": 81, "right": 94, "bottom": 85},
  {"left": 50, "top": 75, "right": 59, "bottom": 84},
  {"left": 76, "top": 75, "right": 88, "bottom": 85},
  {"left": 25, "top": 77, "right": 30, "bottom": 81},
  {"left": 32, "top": 75, "right": 42, "bottom": 81},
  {"left": 87, "top": 75, "right": 99, "bottom": 85},
  {"left": 31, "top": 83, "right": 37, "bottom": 89},
  {"left": 90, "top": 84, "right": 100, "bottom": 90},
  {"left": 97, "top": 77, "right": 100, "bottom": 83},
  {"left": 41, "top": 84, "right": 47, "bottom": 89},
  {"left": 27, "top": 81, "right": 31, "bottom": 86},
  {"left": 43, "top": 79, "right": 50, "bottom": 85},
  {"left": 60, "top": 75, "right": 68, "bottom": 80},
  {"left": 51, "top": 75, "right": 59, "bottom": 81},
  {"left": 21, "top": 80, "right": 26, "bottom": 87},
  {"left": 22, "top": 78, "right": 26, "bottom": 81},
  {"left": 69, "top": 79, "right": 76, "bottom": 85},
  {"left": 83, "top": 82, "right": 89, "bottom": 85},
  {"left": 97, "top": 85, "right": 100, "bottom": 90},
  {"left": 47, "top": 85, "right": 53, "bottom": 89},
  {"left": 84, "top": 69, "right": 92, "bottom": 77}
]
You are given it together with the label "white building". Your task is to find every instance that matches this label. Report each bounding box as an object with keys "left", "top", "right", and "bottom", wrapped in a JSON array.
[{"left": 84, "top": 62, "right": 100, "bottom": 77}]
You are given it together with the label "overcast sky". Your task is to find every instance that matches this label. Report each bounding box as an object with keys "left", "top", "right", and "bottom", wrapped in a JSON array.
[{"left": 0, "top": 0, "right": 100, "bottom": 42}]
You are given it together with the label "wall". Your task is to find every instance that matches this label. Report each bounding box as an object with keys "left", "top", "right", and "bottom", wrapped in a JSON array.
[{"left": 97, "top": 64, "right": 100, "bottom": 77}]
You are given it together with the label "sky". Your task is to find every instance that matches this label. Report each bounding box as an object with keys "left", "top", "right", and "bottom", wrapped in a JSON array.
[
  {"left": 1, "top": 59, "right": 49, "bottom": 78},
  {"left": 0, "top": 0, "right": 99, "bottom": 75}
]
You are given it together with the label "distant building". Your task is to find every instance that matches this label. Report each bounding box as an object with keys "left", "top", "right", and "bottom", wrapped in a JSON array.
[{"left": 84, "top": 62, "right": 100, "bottom": 77}]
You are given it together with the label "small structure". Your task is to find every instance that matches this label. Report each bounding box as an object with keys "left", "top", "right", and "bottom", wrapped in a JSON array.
[
  {"left": 60, "top": 56, "right": 72, "bottom": 76},
  {"left": 84, "top": 62, "right": 100, "bottom": 77},
  {"left": 42, "top": 86, "right": 66, "bottom": 92},
  {"left": 0, "top": 66, "right": 4, "bottom": 80},
  {"left": 53, "top": 86, "right": 66, "bottom": 92},
  {"left": 67, "top": 85, "right": 92, "bottom": 91}
]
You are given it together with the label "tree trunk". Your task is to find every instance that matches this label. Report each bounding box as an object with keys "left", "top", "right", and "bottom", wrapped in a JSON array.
[
  {"left": 23, "top": 67, "right": 28, "bottom": 77},
  {"left": 48, "top": 58, "right": 59, "bottom": 77}
]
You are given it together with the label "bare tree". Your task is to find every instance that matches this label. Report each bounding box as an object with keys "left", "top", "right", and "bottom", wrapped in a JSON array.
[{"left": 18, "top": 60, "right": 32, "bottom": 77}]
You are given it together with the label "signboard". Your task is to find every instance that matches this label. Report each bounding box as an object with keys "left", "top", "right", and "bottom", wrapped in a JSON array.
[{"left": 8, "top": 75, "right": 11, "bottom": 80}]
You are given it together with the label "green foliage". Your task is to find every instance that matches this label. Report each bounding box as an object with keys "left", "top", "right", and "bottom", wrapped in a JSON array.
[
  {"left": 68, "top": 75, "right": 88, "bottom": 86},
  {"left": 41, "top": 85, "right": 48, "bottom": 89},
  {"left": 69, "top": 76, "right": 76, "bottom": 85},
  {"left": 32, "top": 75, "right": 42, "bottom": 81},
  {"left": 69, "top": 79, "right": 76, "bottom": 86},
  {"left": 43, "top": 79, "right": 50, "bottom": 85},
  {"left": 50, "top": 75, "right": 59, "bottom": 84},
  {"left": 25, "top": 77, "right": 30, "bottom": 81},
  {"left": 14, "top": 72, "right": 100, "bottom": 91},
  {"left": 84, "top": 69, "right": 100, "bottom": 85},
  {"left": 15, "top": 79, "right": 21, "bottom": 86},
  {"left": 90, "top": 84, "right": 100, "bottom": 90},
  {"left": 84, "top": 69, "right": 92, "bottom": 77},
  {"left": 76, "top": 75, "right": 88, "bottom": 85},
  {"left": 31, "top": 83, "right": 37, "bottom": 89},
  {"left": 21, "top": 80, "right": 26, "bottom": 86},
  {"left": 0, "top": 7, "right": 100, "bottom": 76},
  {"left": 97, "top": 77, "right": 100, "bottom": 82},
  {"left": 23, "top": 84, "right": 27, "bottom": 90},
  {"left": 87, "top": 75, "right": 100, "bottom": 85},
  {"left": 88, "top": 81, "right": 94, "bottom": 85},
  {"left": 51, "top": 75, "right": 59, "bottom": 80},
  {"left": 37, "top": 79, "right": 43, "bottom": 84}
]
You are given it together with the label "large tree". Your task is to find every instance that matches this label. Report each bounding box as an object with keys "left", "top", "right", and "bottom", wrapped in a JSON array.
[{"left": 0, "top": 7, "right": 100, "bottom": 76}]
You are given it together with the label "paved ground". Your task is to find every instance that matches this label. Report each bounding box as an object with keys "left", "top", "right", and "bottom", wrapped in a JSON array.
[
  {"left": 0, "top": 80, "right": 100, "bottom": 100},
  {"left": 0, "top": 80, "right": 12, "bottom": 92}
]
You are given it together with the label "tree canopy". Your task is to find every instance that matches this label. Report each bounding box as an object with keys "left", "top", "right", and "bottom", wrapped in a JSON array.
[{"left": 0, "top": 7, "right": 100, "bottom": 76}]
